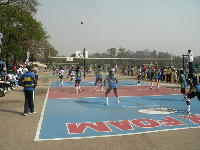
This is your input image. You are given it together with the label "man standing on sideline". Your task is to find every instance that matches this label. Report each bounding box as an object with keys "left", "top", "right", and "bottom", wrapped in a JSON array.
[
  {"left": 183, "top": 50, "right": 194, "bottom": 75},
  {"left": 187, "top": 50, "right": 194, "bottom": 74},
  {"left": 19, "top": 65, "right": 36, "bottom": 116}
]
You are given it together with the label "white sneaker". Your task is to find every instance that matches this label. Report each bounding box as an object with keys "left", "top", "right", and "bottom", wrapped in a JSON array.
[
  {"left": 29, "top": 111, "right": 37, "bottom": 115},
  {"left": 182, "top": 111, "right": 191, "bottom": 115},
  {"left": 117, "top": 100, "right": 119, "bottom": 104}
]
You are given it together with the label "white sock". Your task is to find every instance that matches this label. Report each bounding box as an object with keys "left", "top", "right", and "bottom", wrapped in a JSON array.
[
  {"left": 116, "top": 97, "right": 119, "bottom": 103},
  {"left": 151, "top": 83, "right": 153, "bottom": 88},
  {"left": 106, "top": 97, "right": 108, "bottom": 105},
  {"left": 187, "top": 105, "right": 190, "bottom": 112},
  {"left": 157, "top": 85, "right": 159, "bottom": 89},
  {"left": 95, "top": 86, "right": 97, "bottom": 91},
  {"left": 101, "top": 86, "right": 103, "bottom": 91}
]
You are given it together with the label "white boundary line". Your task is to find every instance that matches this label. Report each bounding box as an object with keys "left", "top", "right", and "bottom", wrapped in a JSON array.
[
  {"left": 34, "top": 81, "right": 51, "bottom": 141},
  {"left": 36, "top": 126, "right": 200, "bottom": 141}
]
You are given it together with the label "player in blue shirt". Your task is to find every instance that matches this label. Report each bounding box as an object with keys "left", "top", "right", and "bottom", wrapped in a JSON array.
[
  {"left": 150, "top": 65, "right": 160, "bottom": 90},
  {"left": 179, "top": 69, "right": 187, "bottom": 98},
  {"left": 75, "top": 66, "right": 81, "bottom": 93},
  {"left": 182, "top": 73, "right": 200, "bottom": 114},
  {"left": 94, "top": 65, "right": 103, "bottom": 92},
  {"left": 104, "top": 69, "right": 119, "bottom": 105}
]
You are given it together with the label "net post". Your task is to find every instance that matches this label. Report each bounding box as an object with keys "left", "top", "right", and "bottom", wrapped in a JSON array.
[{"left": 84, "top": 48, "right": 86, "bottom": 78}]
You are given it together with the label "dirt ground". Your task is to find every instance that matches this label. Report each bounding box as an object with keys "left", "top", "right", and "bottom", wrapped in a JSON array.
[{"left": 0, "top": 69, "right": 200, "bottom": 150}]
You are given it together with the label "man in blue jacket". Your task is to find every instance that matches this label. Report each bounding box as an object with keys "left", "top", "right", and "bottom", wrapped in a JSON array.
[{"left": 19, "top": 65, "right": 36, "bottom": 116}]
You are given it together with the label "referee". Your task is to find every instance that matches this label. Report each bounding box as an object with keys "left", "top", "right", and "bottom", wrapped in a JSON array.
[{"left": 19, "top": 65, "right": 36, "bottom": 116}]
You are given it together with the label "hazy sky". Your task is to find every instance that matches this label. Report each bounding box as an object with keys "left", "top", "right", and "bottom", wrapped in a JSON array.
[{"left": 36, "top": 0, "right": 200, "bottom": 57}]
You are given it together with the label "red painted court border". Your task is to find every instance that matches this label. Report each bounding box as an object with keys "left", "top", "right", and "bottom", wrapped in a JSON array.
[{"left": 48, "top": 86, "right": 180, "bottom": 99}]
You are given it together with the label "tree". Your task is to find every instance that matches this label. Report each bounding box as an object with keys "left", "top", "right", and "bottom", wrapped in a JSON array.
[
  {"left": 107, "top": 48, "right": 117, "bottom": 58},
  {"left": 0, "top": 0, "right": 58, "bottom": 63}
]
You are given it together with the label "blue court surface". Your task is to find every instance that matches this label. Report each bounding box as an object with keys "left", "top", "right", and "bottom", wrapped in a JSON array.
[
  {"left": 50, "top": 80, "right": 147, "bottom": 87},
  {"left": 35, "top": 81, "right": 200, "bottom": 141}
]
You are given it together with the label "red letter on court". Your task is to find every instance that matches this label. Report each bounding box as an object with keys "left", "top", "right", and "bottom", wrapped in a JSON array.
[
  {"left": 67, "top": 122, "right": 111, "bottom": 134},
  {"left": 158, "top": 117, "right": 185, "bottom": 126},
  {"left": 107, "top": 120, "right": 134, "bottom": 131},
  {"left": 131, "top": 119, "right": 160, "bottom": 128},
  {"left": 179, "top": 115, "right": 200, "bottom": 124}
]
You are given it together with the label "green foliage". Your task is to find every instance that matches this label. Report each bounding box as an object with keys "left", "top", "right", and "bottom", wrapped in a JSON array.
[{"left": 0, "top": 0, "right": 58, "bottom": 62}]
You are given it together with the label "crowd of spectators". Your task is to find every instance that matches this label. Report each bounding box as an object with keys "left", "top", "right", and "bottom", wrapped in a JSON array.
[
  {"left": 0, "top": 59, "right": 38, "bottom": 96},
  {"left": 122, "top": 64, "right": 199, "bottom": 84}
]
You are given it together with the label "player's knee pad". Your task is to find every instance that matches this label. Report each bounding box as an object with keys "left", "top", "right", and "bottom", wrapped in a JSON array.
[
  {"left": 115, "top": 92, "right": 118, "bottom": 97},
  {"left": 105, "top": 93, "right": 109, "bottom": 97}
]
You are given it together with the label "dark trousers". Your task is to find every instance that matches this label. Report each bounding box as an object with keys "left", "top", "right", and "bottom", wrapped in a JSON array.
[
  {"left": 24, "top": 90, "right": 35, "bottom": 114},
  {"left": 166, "top": 74, "right": 171, "bottom": 83},
  {"left": 188, "top": 62, "right": 194, "bottom": 74}
]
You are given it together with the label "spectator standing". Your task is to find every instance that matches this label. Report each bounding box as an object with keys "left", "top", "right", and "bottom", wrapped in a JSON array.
[
  {"left": 166, "top": 67, "right": 171, "bottom": 83},
  {"left": 187, "top": 50, "right": 194, "bottom": 74},
  {"left": 33, "top": 65, "right": 39, "bottom": 85},
  {"left": 162, "top": 67, "right": 167, "bottom": 82},
  {"left": 147, "top": 66, "right": 151, "bottom": 81},
  {"left": 131, "top": 66, "right": 134, "bottom": 77},
  {"left": 173, "top": 68, "right": 178, "bottom": 83},
  {"left": 19, "top": 66, "right": 36, "bottom": 116}
]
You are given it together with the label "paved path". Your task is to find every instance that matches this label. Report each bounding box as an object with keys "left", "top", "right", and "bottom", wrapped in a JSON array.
[{"left": 0, "top": 69, "right": 200, "bottom": 150}]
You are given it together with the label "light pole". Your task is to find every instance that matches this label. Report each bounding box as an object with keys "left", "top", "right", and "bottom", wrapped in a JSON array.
[{"left": 0, "top": 33, "right": 3, "bottom": 55}]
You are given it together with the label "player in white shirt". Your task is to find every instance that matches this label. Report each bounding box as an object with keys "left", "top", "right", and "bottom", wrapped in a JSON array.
[{"left": 57, "top": 67, "right": 64, "bottom": 86}]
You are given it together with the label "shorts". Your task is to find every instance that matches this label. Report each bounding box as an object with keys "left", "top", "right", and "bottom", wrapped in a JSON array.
[
  {"left": 96, "top": 78, "right": 102, "bottom": 83},
  {"left": 59, "top": 75, "right": 63, "bottom": 79},
  {"left": 181, "top": 89, "right": 187, "bottom": 95},
  {"left": 187, "top": 91, "right": 200, "bottom": 100}
]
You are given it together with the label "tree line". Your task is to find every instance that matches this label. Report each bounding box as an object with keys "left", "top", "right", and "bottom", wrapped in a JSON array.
[
  {"left": 67, "top": 48, "right": 200, "bottom": 69},
  {"left": 0, "top": 0, "right": 58, "bottom": 64},
  {"left": 1, "top": 1, "right": 199, "bottom": 69}
]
